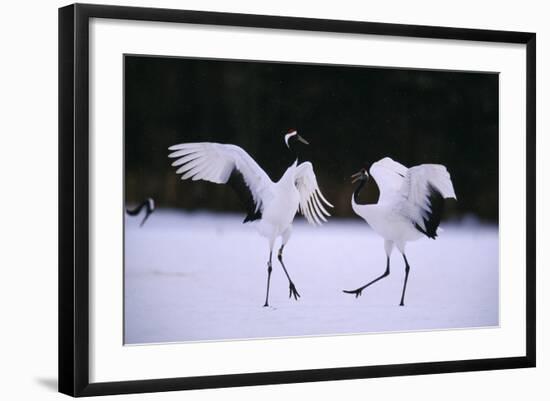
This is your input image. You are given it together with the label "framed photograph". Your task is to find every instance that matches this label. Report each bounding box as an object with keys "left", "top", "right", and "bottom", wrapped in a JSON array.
[{"left": 59, "top": 3, "right": 536, "bottom": 397}]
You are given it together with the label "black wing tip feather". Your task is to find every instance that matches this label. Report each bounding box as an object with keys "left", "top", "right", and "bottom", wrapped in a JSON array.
[
  {"left": 243, "top": 210, "right": 263, "bottom": 223},
  {"left": 415, "top": 183, "right": 445, "bottom": 239},
  {"left": 227, "top": 168, "right": 263, "bottom": 224}
]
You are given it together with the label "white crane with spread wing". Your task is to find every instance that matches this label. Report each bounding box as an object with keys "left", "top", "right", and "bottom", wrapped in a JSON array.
[
  {"left": 344, "top": 157, "right": 456, "bottom": 306},
  {"left": 168, "top": 130, "right": 333, "bottom": 307}
]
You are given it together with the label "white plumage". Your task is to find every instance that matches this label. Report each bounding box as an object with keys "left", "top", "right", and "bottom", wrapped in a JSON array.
[
  {"left": 295, "top": 162, "right": 333, "bottom": 225},
  {"left": 345, "top": 157, "right": 456, "bottom": 306},
  {"left": 169, "top": 143, "right": 271, "bottom": 215},
  {"left": 168, "top": 132, "right": 332, "bottom": 306}
]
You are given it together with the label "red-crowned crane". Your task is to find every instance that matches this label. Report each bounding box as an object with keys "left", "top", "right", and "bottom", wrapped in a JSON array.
[
  {"left": 343, "top": 157, "right": 456, "bottom": 306},
  {"left": 168, "top": 130, "right": 333, "bottom": 307}
]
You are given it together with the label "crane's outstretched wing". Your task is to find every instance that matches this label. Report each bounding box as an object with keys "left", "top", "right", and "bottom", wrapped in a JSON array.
[
  {"left": 396, "top": 164, "right": 457, "bottom": 239},
  {"left": 168, "top": 142, "right": 273, "bottom": 223},
  {"left": 294, "top": 162, "right": 333, "bottom": 226},
  {"left": 369, "top": 157, "right": 409, "bottom": 203}
]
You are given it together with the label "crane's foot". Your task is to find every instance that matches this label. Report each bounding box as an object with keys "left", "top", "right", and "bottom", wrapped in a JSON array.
[
  {"left": 289, "top": 282, "right": 301, "bottom": 300},
  {"left": 343, "top": 288, "right": 364, "bottom": 298},
  {"left": 263, "top": 302, "right": 269, "bottom": 307}
]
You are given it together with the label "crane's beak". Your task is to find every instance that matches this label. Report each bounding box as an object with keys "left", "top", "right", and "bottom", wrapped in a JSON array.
[
  {"left": 351, "top": 170, "right": 366, "bottom": 183},
  {"left": 297, "top": 135, "right": 309, "bottom": 145}
]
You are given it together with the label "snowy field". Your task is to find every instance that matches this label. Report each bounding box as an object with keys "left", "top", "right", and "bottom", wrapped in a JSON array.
[{"left": 124, "top": 210, "right": 499, "bottom": 345}]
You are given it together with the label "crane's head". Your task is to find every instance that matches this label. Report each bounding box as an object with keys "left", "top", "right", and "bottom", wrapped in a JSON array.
[
  {"left": 284, "top": 129, "right": 309, "bottom": 148},
  {"left": 351, "top": 168, "right": 369, "bottom": 183}
]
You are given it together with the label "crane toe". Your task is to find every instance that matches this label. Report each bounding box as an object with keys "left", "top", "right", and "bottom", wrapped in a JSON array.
[
  {"left": 289, "top": 283, "right": 301, "bottom": 300},
  {"left": 342, "top": 288, "right": 363, "bottom": 298}
]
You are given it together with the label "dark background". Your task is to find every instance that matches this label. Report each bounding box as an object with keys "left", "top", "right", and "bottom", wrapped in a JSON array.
[{"left": 125, "top": 55, "right": 499, "bottom": 222}]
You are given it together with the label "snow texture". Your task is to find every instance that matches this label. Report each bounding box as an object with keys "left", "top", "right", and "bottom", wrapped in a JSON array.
[{"left": 124, "top": 210, "right": 498, "bottom": 344}]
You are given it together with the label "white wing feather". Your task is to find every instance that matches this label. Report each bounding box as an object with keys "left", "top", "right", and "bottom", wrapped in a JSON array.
[
  {"left": 397, "top": 164, "right": 457, "bottom": 231},
  {"left": 294, "top": 162, "right": 333, "bottom": 226},
  {"left": 168, "top": 142, "right": 273, "bottom": 213},
  {"left": 369, "top": 157, "right": 409, "bottom": 203},
  {"left": 370, "top": 157, "right": 456, "bottom": 233}
]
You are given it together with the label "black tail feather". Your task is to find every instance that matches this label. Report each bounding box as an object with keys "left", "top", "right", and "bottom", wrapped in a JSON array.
[{"left": 227, "top": 169, "right": 262, "bottom": 223}]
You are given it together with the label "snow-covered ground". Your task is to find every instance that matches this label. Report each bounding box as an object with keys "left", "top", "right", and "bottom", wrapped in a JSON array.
[{"left": 124, "top": 210, "right": 499, "bottom": 344}]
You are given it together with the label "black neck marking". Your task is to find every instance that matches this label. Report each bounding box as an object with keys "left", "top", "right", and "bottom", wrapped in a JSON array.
[
  {"left": 126, "top": 200, "right": 149, "bottom": 216},
  {"left": 126, "top": 198, "right": 155, "bottom": 227},
  {"left": 288, "top": 146, "right": 299, "bottom": 164},
  {"left": 353, "top": 175, "right": 381, "bottom": 205},
  {"left": 353, "top": 178, "right": 368, "bottom": 205},
  {"left": 287, "top": 135, "right": 308, "bottom": 164}
]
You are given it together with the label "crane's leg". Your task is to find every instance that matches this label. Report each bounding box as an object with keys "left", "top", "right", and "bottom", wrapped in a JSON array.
[
  {"left": 263, "top": 249, "right": 274, "bottom": 307},
  {"left": 277, "top": 229, "right": 300, "bottom": 301},
  {"left": 343, "top": 240, "right": 393, "bottom": 298},
  {"left": 343, "top": 257, "right": 390, "bottom": 298},
  {"left": 277, "top": 245, "right": 301, "bottom": 300},
  {"left": 399, "top": 254, "right": 411, "bottom": 306}
]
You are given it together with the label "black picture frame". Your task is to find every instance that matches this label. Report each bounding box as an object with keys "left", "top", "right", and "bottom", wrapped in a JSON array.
[{"left": 59, "top": 3, "right": 536, "bottom": 397}]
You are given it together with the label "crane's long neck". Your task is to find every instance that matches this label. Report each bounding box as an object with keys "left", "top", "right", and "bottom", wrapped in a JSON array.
[
  {"left": 290, "top": 146, "right": 300, "bottom": 164},
  {"left": 353, "top": 179, "right": 368, "bottom": 205},
  {"left": 351, "top": 178, "right": 370, "bottom": 218},
  {"left": 126, "top": 199, "right": 149, "bottom": 216},
  {"left": 287, "top": 136, "right": 307, "bottom": 165}
]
